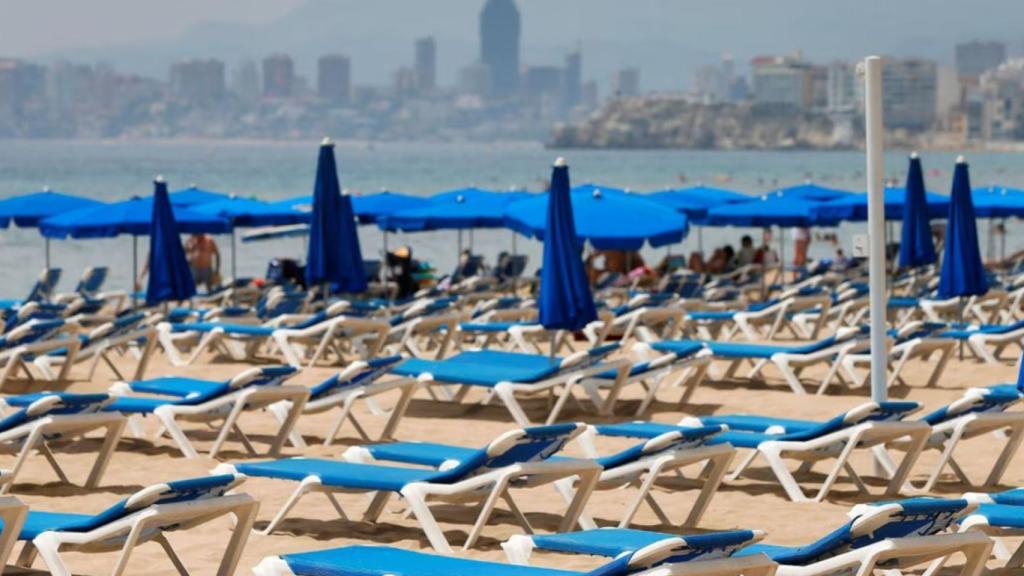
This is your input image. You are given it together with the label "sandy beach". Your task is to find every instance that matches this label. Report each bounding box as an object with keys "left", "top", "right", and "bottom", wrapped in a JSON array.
[{"left": 1, "top": 337, "right": 1020, "bottom": 576}]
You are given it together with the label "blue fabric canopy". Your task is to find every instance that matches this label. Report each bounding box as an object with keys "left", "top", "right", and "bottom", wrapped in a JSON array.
[
  {"left": 972, "top": 186, "right": 1024, "bottom": 218},
  {"left": 504, "top": 186, "right": 687, "bottom": 250},
  {"left": 169, "top": 186, "right": 230, "bottom": 207},
  {"left": 648, "top": 186, "right": 751, "bottom": 221},
  {"left": 305, "top": 140, "right": 366, "bottom": 292},
  {"left": 146, "top": 179, "right": 196, "bottom": 306},
  {"left": 539, "top": 160, "right": 597, "bottom": 331},
  {"left": 379, "top": 187, "right": 528, "bottom": 232},
  {"left": 0, "top": 190, "right": 104, "bottom": 228},
  {"left": 39, "top": 196, "right": 231, "bottom": 239},
  {"left": 811, "top": 187, "right": 949, "bottom": 223},
  {"left": 192, "top": 197, "right": 308, "bottom": 227},
  {"left": 898, "top": 155, "right": 938, "bottom": 268},
  {"left": 938, "top": 160, "right": 988, "bottom": 299},
  {"left": 275, "top": 191, "right": 430, "bottom": 225},
  {"left": 704, "top": 192, "right": 830, "bottom": 227},
  {"left": 773, "top": 182, "right": 854, "bottom": 202}
]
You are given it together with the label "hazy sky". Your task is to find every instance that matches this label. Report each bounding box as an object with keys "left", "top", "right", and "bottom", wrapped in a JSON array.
[
  {"left": 4, "top": 0, "right": 1023, "bottom": 92},
  {"left": 0, "top": 1, "right": 304, "bottom": 54}
]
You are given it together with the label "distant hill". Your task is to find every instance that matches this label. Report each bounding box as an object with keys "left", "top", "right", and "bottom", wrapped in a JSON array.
[{"left": 35, "top": 0, "right": 1024, "bottom": 91}]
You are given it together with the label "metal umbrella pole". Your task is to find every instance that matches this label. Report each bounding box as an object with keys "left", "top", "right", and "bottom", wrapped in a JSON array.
[
  {"left": 863, "top": 55, "right": 889, "bottom": 410},
  {"left": 45, "top": 238, "right": 50, "bottom": 271},
  {"left": 131, "top": 234, "right": 138, "bottom": 309}
]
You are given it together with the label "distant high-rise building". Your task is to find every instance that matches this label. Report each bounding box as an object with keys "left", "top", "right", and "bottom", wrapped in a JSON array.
[
  {"left": 0, "top": 59, "right": 46, "bottom": 120},
  {"left": 414, "top": 37, "right": 436, "bottom": 94},
  {"left": 611, "top": 68, "right": 640, "bottom": 98},
  {"left": 480, "top": 0, "right": 520, "bottom": 97},
  {"left": 581, "top": 80, "right": 599, "bottom": 108},
  {"left": 232, "top": 61, "right": 261, "bottom": 103},
  {"left": 882, "top": 58, "right": 937, "bottom": 131},
  {"left": 562, "top": 50, "right": 582, "bottom": 109},
  {"left": 48, "top": 61, "right": 97, "bottom": 115},
  {"left": 825, "top": 61, "right": 858, "bottom": 112},
  {"left": 750, "top": 55, "right": 814, "bottom": 109},
  {"left": 394, "top": 66, "right": 417, "bottom": 97},
  {"left": 956, "top": 41, "right": 1007, "bottom": 81},
  {"left": 523, "top": 66, "right": 562, "bottom": 99},
  {"left": 318, "top": 54, "right": 351, "bottom": 104},
  {"left": 169, "top": 59, "right": 225, "bottom": 105},
  {"left": 459, "top": 62, "right": 493, "bottom": 97},
  {"left": 262, "top": 54, "right": 295, "bottom": 98}
]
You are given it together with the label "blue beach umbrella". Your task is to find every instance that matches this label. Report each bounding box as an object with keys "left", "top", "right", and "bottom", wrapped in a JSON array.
[
  {"left": 539, "top": 158, "right": 597, "bottom": 333},
  {"left": 649, "top": 185, "right": 750, "bottom": 220},
  {"left": 39, "top": 197, "right": 231, "bottom": 239},
  {"left": 775, "top": 182, "right": 854, "bottom": 202},
  {"left": 0, "top": 188, "right": 105, "bottom": 268},
  {"left": 938, "top": 157, "right": 988, "bottom": 300},
  {"left": 146, "top": 177, "right": 196, "bottom": 307},
  {"left": 305, "top": 138, "right": 366, "bottom": 293},
  {"left": 898, "top": 153, "right": 938, "bottom": 269},
  {"left": 169, "top": 185, "right": 230, "bottom": 207},
  {"left": 972, "top": 186, "right": 1024, "bottom": 218},
  {"left": 379, "top": 187, "right": 527, "bottom": 232},
  {"left": 505, "top": 186, "right": 687, "bottom": 250},
  {"left": 704, "top": 193, "right": 828, "bottom": 228},
  {"left": 812, "top": 187, "right": 949, "bottom": 223},
  {"left": 352, "top": 192, "right": 431, "bottom": 224}
]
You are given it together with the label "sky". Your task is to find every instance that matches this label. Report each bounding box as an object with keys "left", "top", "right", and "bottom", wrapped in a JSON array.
[{"left": 3, "top": 0, "right": 1023, "bottom": 92}]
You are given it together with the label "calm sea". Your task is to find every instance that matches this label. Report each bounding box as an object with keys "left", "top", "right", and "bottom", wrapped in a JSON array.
[{"left": 1, "top": 139, "right": 1022, "bottom": 296}]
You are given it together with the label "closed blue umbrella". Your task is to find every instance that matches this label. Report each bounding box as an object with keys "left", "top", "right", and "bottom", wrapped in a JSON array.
[
  {"left": 146, "top": 177, "right": 196, "bottom": 306},
  {"left": 505, "top": 186, "right": 687, "bottom": 250},
  {"left": 898, "top": 153, "right": 938, "bottom": 268},
  {"left": 539, "top": 158, "right": 597, "bottom": 333},
  {"left": 0, "top": 188, "right": 105, "bottom": 268},
  {"left": 305, "top": 139, "right": 366, "bottom": 293},
  {"left": 938, "top": 157, "right": 988, "bottom": 299}
]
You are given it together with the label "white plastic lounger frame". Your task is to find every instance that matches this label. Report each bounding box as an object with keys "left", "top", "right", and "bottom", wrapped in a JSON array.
[
  {"left": 955, "top": 492, "right": 1024, "bottom": 570},
  {"left": 558, "top": 426, "right": 735, "bottom": 530},
  {"left": 829, "top": 336, "right": 956, "bottom": 393},
  {"left": 220, "top": 426, "right": 603, "bottom": 554},
  {"left": 272, "top": 316, "right": 389, "bottom": 368},
  {"left": 597, "top": 343, "right": 712, "bottom": 415},
  {"left": 0, "top": 395, "right": 125, "bottom": 494},
  {"left": 110, "top": 368, "right": 309, "bottom": 459},
  {"left": 0, "top": 496, "right": 27, "bottom": 571},
  {"left": 584, "top": 306, "right": 687, "bottom": 346},
  {"left": 33, "top": 319, "right": 157, "bottom": 383},
  {"left": 965, "top": 324, "right": 1024, "bottom": 364},
  {"left": 0, "top": 321, "right": 82, "bottom": 391},
  {"left": 269, "top": 360, "right": 425, "bottom": 447},
  {"left": 14, "top": 476, "right": 257, "bottom": 576}
]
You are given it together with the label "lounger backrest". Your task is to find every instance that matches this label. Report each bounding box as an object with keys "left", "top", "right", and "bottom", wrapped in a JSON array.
[
  {"left": 782, "top": 401, "right": 920, "bottom": 442},
  {"left": 226, "top": 365, "right": 298, "bottom": 391},
  {"left": 0, "top": 393, "right": 113, "bottom": 433},
  {"left": 88, "top": 473, "right": 245, "bottom": 528},
  {"left": 586, "top": 530, "right": 765, "bottom": 576},
  {"left": 310, "top": 355, "right": 404, "bottom": 398},
  {"left": 596, "top": 425, "right": 726, "bottom": 469},
  {"left": 75, "top": 266, "right": 108, "bottom": 296},
  {"left": 920, "top": 389, "right": 1022, "bottom": 426},
  {"left": 428, "top": 423, "right": 585, "bottom": 483},
  {"left": 559, "top": 343, "right": 620, "bottom": 372},
  {"left": 25, "top": 268, "right": 62, "bottom": 303},
  {"left": 786, "top": 499, "right": 976, "bottom": 566},
  {"left": 88, "top": 312, "right": 146, "bottom": 342},
  {"left": 0, "top": 318, "right": 66, "bottom": 348}
]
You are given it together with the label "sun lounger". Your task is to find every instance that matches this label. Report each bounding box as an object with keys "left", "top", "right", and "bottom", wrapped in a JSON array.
[
  {"left": 958, "top": 489, "right": 1024, "bottom": 570},
  {"left": 389, "top": 344, "right": 632, "bottom": 425},
  {"left": 10, "top": 473, "right": 256, "bottom": 576},
  {"left": 253, "top": 529, "right": 777, "bottom": 576},
  {"left": 0, "top": 269, "right": 62, "bottom": 311},
  {"left": 601, "top": 401, "right": 930, "bottom": 502},
  {"left": 503, "top": 498, "right": 990, "bottom": 576},
  {"left": 346, "top": 421, "right": 733, "bottom": 531},
  {"left": 32, "top": 312, "right": 158, "bottom": 382},
  {"left": 218, "top": 423, "right": 602, "bottom": 552},
  {"left": 104, "top": 365, "right": 306, "bottom": 458},
  {"left": 0, "top": 392, "right": 125, "bottom": 494},
  {"left": 0, "top": 319, "right": 82, "bottom": 390},
  {"left": 267, "top": 355, "right": 419, "bottom": 447},
  {"left": 937, "top": 319, "right": 1024, "bottom": 364},
  {"left": 829, "top": 322, "right": 957, "bottom": 392},
  {"left": 651, "top": 327, "right": 864, "bottom": 395}
]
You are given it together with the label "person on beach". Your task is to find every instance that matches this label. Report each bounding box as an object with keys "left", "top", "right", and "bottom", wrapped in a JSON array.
[{"left": 185, "top": 234, "right": 221, "bottom": 291}]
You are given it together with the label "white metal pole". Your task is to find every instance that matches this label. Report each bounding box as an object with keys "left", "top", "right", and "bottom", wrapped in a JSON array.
[
  {"left": 864, "top": 56, "right": 888, "bottom": 405},
  {"left": 45, "top": 238, "right": 51, "bottom": 271}
]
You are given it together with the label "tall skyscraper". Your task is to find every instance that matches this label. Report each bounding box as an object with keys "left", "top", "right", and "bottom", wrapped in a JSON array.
[
  {"left": 262, "top": 54, "right": 295, "bottom": 98},
  {"left": 232, "top": 61, "right": 261, "bottom": 103},
  {"left": 479, "top": 0, "right": 520, "bottom": 97},
  {"left": 611, "top": 68, "right": 640, "bottom": 98},
  {"left": 318, "top": 54, "right": 351, "bottom": 104},
  {"left": 955, "top": 41, "right": 1007, "bottom": 81},
  {"left": 882, "top": 58, "right": 938, "bottom": 131},
  {"left": 562, "top": 50, "right": 582, "bottom": 110},
  {"left": 414, "top": 37, "right": 436, "bottom": 94},
  {"left": 169, "top": 59, "right": 225, "bottom": 104}
]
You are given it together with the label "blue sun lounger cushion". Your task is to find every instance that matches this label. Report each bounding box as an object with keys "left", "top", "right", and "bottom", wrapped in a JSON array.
[
  {"left": 308, "top": 356, "right": 405, "bottom": 400},
  {"left": 0, "top": 393, "right": 113, "bottom": 432},
  {"left": 525, "top": 528, "right": 760, "bottom": 560},
  {"left": 102, "top": 365, "right": 297, "bottom": 413}
]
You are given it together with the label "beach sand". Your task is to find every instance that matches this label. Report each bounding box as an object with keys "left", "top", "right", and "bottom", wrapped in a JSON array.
[{"left": 4, "top": 343, "right": 1022, "bottom": 575}]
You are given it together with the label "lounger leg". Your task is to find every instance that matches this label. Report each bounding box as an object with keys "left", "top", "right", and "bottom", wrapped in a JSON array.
[
  {"left": 364, "top": 490, "right": 391, "bottom": 522},
  {"left": 759, "top": 445, "right": 810, "bottom": 502},
  {"left": 269, "top": 401, "right": 308, "bottom": 449},
  {"left": 502, "top": 534, "right": 536, "bottom": 565},
  {"left": 984, "top": 421, "right": 1024, "bottom": 486},
  {"left": 268, "top": 391, "right": 308, "bottom": 457},
  {"left": 31, "top": 533, "right": 73, "bottom": 576},
  {"left": 155, "top": 534, "right": 190, "bottom": 576},
  {"left": 260, "top": 478, "right": 318, "bottom": 535},
  {"left": 216, "top": 497, "right": 258, "bottom": 576},
  {"left": 400, "top": 485, "right": 452, "bottom": 553},
  {"left": 379, "top": 379, "right": 420, "bottom": 441},
  {"left": 921, "top": 429, "right": 966, "bottom": 492},
  {"left": 0, "top": 497, "right": 27, "bottom": 572},
  {"left": 86, "top": 419, "right": 126, "bottom": 488},
  {"left": 619, "top": 468, "right": 663, "bottom": 528},
  {"left": 272, "top": 333, "right": 303, "bottom": 368},
  {"left": 726, "top": 449, "right": 759, "bottom": 481},
  {"left": 1, "top": 427, "right": 45, "bottom": 494},
  {"left": 15, "top": 542, "right": 37, "bottom": 568},
  {"left": 37, "top": 443, "right": 70, "bottom": 484},
  {"left": 926, "top": 347, "right": 953, "bottom": 388},
  {"left": 683, "top": 450, "right": 733, "bottom": 527},
  {"left": 493, "top": 383, "right": 532, "bottom": 426},
  {"left": 153, "top": 407, "right": 199, "bottom": 459},
  {"left": 463, "top": 479, "right": 510, "bottom": 549},
  {"left": 501, "top": 490, "right": 534, "bottom": 534},
  {"left": 553, "top": 477, "right": 596, "bottom": 530},
  {"left": 811, "top": 438, "right": 862, "bottom": 502},
  {"left": 560, "top": 467, "right": 600, "bottom": 533},
  {"left": 885, "top": 431, "right": 929, "bottom": 497},
  {"left": 210, "top": 400, "right": 251, "bottom": 459}
]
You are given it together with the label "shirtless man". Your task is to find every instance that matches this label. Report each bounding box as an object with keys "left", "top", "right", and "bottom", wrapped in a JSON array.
[{"left": 185, "top": 234, "right": 221, "bottom": 291}]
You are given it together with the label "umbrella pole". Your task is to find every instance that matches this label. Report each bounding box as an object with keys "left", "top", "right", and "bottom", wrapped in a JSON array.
[
  {"left": 697, "top": 226, "right": 703, "bottom": 255},
  {"left": 959, "top": 296, "right": 965, "bottom": 360},
  {"left": 511, "top": 231, "right": 518, "bottom": 294},
  {"left": 778, "top": 226, "right": 785, "bottom": 286},
  {"left": 469, "top": 229, "right": 474, "bottom": 251},
  {"left": 132, "top": 235, "right": 138, "bottom": 310},
  {"left": 1001, "top": 218, "right": 1007, "bottom": 264},
  {"left": 231, "top": 229, "right": 237, "bottom": 284},
  {"left": 45, "top": 238, "right": 50, "bottom": 271}
]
